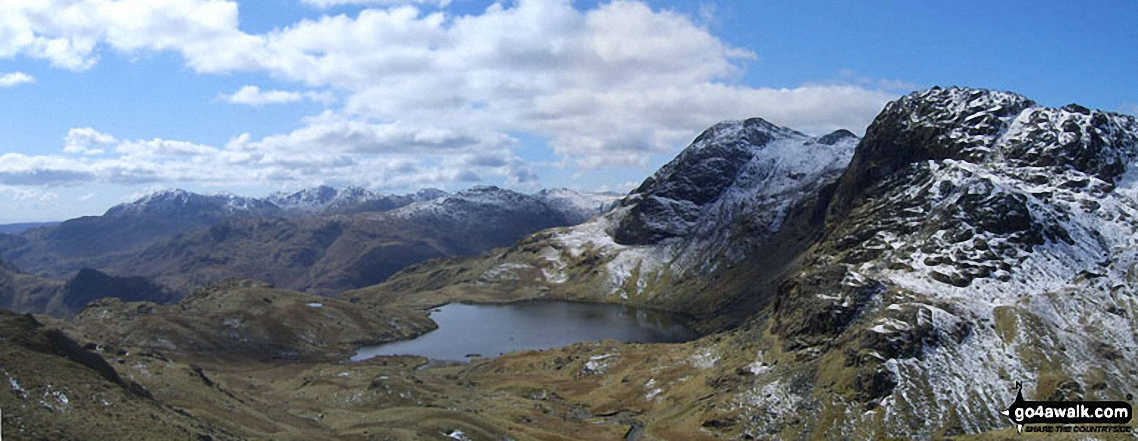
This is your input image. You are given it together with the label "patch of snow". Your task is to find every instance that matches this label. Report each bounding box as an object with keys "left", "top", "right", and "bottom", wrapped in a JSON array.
[
  {"left": 690, "top": 348, "right": 720, "bottom": 369},
  {"left": 5, "top": 370, "right": 26, "bottom": 399},
  {"left": 481, "top": 262, "right": 533, "bottom": 281},
  {"left": 583, "top": 353, "right": 615, "bottom": 374}
]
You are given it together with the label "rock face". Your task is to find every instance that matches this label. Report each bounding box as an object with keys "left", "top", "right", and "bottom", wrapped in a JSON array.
[{"left": 356, "top": 87, "right": 1138, "bottom": 439}]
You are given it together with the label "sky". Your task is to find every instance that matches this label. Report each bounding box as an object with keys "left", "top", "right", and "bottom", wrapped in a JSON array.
[{"left": 0, "top": 0, "right": 1135, "bottom": 223}]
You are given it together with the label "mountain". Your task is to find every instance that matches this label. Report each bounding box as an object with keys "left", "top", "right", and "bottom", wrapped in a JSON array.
[
  {"left": 104, "top": 188, "right": 282, "bottom": 218},
  {"left": 112, "top": 186, "right": 619, "bottom": 295},
  {"left": 347, "top": 87, "right": 1138, "bottom": 438}
]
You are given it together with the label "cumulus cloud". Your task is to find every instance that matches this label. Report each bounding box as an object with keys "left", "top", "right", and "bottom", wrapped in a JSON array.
[
  {"left": 63, "top": 127, "right": 116, "bottom": 155},
  {"left": 2, "top": 123, "right": 533, "bottom": 193},
  {"left": 116, "top": 138, "right": 219, "bottom": 157},
  {"left": 0, "top": 0, "right": 900, "bottom": 193},
  {"left": 0, "top": 71, "right": 34, "bottom": 87},
  {"left": 0, "top": 0, "right": 259, "bottom": 71},
  {"left": 220, "top": 85, "right": 334, "bottom": 106}
]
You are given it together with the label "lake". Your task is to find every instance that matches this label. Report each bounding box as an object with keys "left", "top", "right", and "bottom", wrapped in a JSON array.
[{"left": 351, "top": 301, "right": 697, "bottom": 362}]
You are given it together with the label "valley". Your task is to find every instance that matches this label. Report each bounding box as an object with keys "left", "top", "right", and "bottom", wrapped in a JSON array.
[{"left": 1, "top": 87, "right": 1137, "bottom": 439}]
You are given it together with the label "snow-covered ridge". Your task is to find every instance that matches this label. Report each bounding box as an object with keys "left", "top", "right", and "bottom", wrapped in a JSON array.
[
  {"left": 388, "top": 185, "right": 618, "bottom": 225},
  {"left": 105, "top": 189, "right": 279, "bottom": 217},
  {"left": 107, "top": 185, "right": 616, "bottom": 223}
]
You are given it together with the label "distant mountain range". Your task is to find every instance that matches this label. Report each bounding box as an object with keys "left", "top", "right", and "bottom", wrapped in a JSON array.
[
  {"left": 112, "top": 186, "right": 619, "bottom": 296},
  {"left": 0, "top": 185, "right": 618, "bottom": 310},
  {"left": 0, "top": 221, "right": 59, "bottom": 234}
]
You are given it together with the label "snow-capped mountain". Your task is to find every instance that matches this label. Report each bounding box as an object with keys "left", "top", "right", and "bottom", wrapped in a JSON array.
[
  {"left": 390, "top": 185, "right": 614, "bottom": 224},
  {"left": 350, "top": 87, "right": 1138, "bottom": 439},
  {"left": 267, "top": 186, "right": 449, "bottom": 215},
  {"left": 107, "top": 186, "right": 450, "bottom": 218},
  {"left": 105, "top": 189, "right": 281, "bottom": 218},
  {"left": 107, "top": 185, "right": 617, "bottom": 222}
]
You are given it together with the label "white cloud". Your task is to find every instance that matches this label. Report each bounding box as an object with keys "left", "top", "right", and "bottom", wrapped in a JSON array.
[
  {"left": 116, "top": 138, "right": 219, "bottom": 157},
  {"left": 0, "top": 71, "right": 34, "bottom": 87},
  {"left": 64, "top": 127, "right": 116, "bottom": 155},
  {"left": 219, "top": 85, "right": 335, "bottom": 106},
  {"left": 1, "top": 123, "right": 534, "bottom": 192},
  {"left": 234, "top": 111, "right": 509, "bottom": 154},
  {"left": 0, "top": 0, "right": 258, "bottom": 71},
  {"left": 239, "top": 0, "right": 890, "bottom": 167}
]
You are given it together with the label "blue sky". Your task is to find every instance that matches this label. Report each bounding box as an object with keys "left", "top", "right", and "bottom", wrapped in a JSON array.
[{"left": 0, "top": 0, "right": 1135, "bottom": 223}]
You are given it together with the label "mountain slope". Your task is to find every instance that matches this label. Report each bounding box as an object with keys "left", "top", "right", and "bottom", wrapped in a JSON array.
[{"left": 348, "top": 87, "right": 1138, "bottom": 438}]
